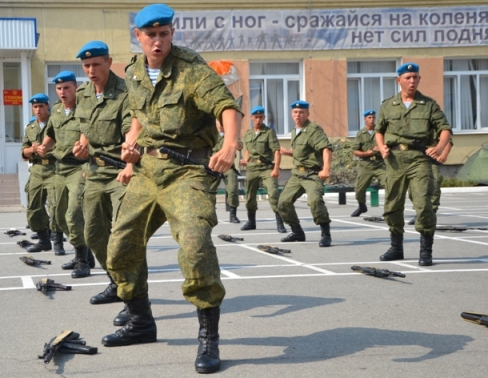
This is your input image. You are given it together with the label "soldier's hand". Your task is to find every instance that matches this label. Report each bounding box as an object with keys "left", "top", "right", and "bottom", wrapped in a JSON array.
[
  {"left": 318, "top": 168, "right": 330, "bottom": 181},
  {"left": 37, "top": 144, "right": 47, "bottom": 157},
  {"left": 209, "top": 146, "right": 235, "bottom": 173},
  {"left": 270, "top": 167, "right": 280, "bottom": 178},
  {"left": 239, "top": 159, "right": 248, "bottom": 167},
  {"left": 426, "top": 146, "right": 442, "bottom": 160},
  {"left": 73, "top": 141, "right": 90, "bottom": 159},
  {"left": 280, "top": 147, "right": 292, "bottom": 156},
  {"left": 121, "top": 142, "right": 141, "bottom": 164},
  {"left": 379, "top": 144, "right": 389, "bottom": 159},
  {"left": 31, "top": 142, "right": 40, "bottom": 155},
  {"left": 117, "top": 164, "right": 133, "bottom": 185}
]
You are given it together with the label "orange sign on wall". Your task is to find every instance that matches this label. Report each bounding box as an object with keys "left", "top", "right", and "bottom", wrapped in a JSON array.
[{"left": 3, "top": 90, "right": 23, "bottom": 105}]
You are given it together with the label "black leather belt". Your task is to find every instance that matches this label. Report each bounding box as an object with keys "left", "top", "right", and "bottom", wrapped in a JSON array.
[
  {"left": 31, "top": 158, "right": 56, "bottom": 165},
  {"left": 361, "top": 156, "right": 383, "bottom": 161},
  {"left": 143, "top": 147, "right": 211, "bottom": 159},
  {"left": 390, "top": 143, "right": 422, "bottom": 151},
  {"left": 58, "top": 158, "right": 86, "bottom": 166}
]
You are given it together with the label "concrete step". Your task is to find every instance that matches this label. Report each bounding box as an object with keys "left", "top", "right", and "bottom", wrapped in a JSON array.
[{"left": 0, "top": 174, "right": 20, "bottom": 206}]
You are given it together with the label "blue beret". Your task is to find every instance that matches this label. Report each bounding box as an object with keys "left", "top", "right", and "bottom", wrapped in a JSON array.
[
  {"left": 52, "top": 71, "right": 77, "bottom": 84},
  {"left": 135, "top": 4, "right": 175, "bottom": 28},
  {"left": 251, "top": 106, "right": 265, "bottom": 115},
  {"left": 29, "top": 93, "right": 49, "bottom": 104},
  {"left": 397, "top": 62, "right": 419, "bottom": 76},
  {"left": 76, "top": 41, "right": 109, "bottom": 60},
  {"left": 29, "top": 116, "right": 37, "bottom": 123},
  {"left": 363, "top": 110, "right": 376, "bottom": 117},
  {"left": 290, "top": 100, "right": 309, "bottom": 109}
]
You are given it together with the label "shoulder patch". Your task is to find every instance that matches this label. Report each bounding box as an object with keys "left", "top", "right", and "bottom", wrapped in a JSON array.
[
  {"left": 76, "top": 82, "right": 89, "bottom": 92},
  {"left": 171, "top": 45, "right": 200, "bottom": 63},
  {"left": 125, "top": 55, "right": 139, "bottom": 72}
]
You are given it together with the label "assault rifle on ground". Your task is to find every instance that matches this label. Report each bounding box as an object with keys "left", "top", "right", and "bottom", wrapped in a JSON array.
[
  {"left": 351, "top": 265, "right": 405, "bottom": 278},
  {"left": 461, "top": 312, "right": 488, "bottom": 327},
  {"left": 159, "top": 146, "right": 225, "bottom": 179},
  {"left": 17, "top": 239, "right": 35, "bottom": 248},
  {"left": 4, "top": 229, "right": 26, "bottom": 237},
  {"left": 36, "top": 278, "right": 72, "bottom": 295},
  {"left": 39, "top": 330, "right": 98, "bottom": 364},
  {"left": 363, "top": 216, "right": 385, "bottom": 223},
  {"left": 20, "top": 255, "right": 51, "bottom": 266},
  {"left": 217, "top": 234, "right": 243, "bottom": 243},
  {"left": 99, "top": 155, "right": 127, "bottom": 169},
  {"left": 436, "top": 225, "right": 487, "bottom": 232},
  {"left": 257, "top": 245, "right": 291, "bottom": 255}
]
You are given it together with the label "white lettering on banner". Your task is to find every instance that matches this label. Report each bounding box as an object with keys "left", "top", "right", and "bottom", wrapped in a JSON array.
[{"left": 129, "top": 6, "right": 488, "bottom": 52}]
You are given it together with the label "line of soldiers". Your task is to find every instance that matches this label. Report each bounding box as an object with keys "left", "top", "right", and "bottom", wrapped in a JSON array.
[{"left": 19, "top": 3, "right": 453, "bottom": 372}]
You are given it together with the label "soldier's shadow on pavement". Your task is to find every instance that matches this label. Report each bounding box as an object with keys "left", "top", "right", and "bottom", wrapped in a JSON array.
[
  {"left": 151, "top": 295, "right": 344, "bottom": 321},
  {"left": 166, "top": 327, "right": 473, "bottom": 370}
]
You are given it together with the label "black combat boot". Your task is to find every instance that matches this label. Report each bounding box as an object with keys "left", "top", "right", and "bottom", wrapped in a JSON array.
[
  {"left": 195, "top": 307, "right": 221, "bottom": 374},
  {"left": 113, "top": 303, "right": 131, "bottom": 326},
  {"left": 26, "top": 230, "right": 52, "bottom": 252},
  {"left": 102, "top": 295, "right": 157, "bottom": 346},
  {"left": 240, "top": 212, "right": 256, "bottom": 230},
  {"left": 281, "top": 223, "right": 306, "bottom": 242},
  {"left": 229, "top": 206, "right": 240, "bottom": 223},
  {"left": 319, "top": 223, "right": 332, "bottom": 247},
  {"left": 62, "top": 247, "right": 96, "bottom": 269},
  {"left": 351, "top": 203, "right": 368, "bottom": 217},
  {"left": 275, "top": 212, "right": 287, "bottom": 233},
  {"left": 71, "top": 245, "right": 90, "bottom": 278},
  {"left": 52, "top": 232, "right": 66, "bottom": 256},
  {"left": 90, "top": 273, "right": 123, "bottom": 304},
  {"left": 408, "top": 215, "right": 417, "bottom": 225},
  {"left": 380, "top": 233, "right": 404, "bottom": 261},
  {"left": 419, "top": 234, "right": 434, "bottom": 266}
]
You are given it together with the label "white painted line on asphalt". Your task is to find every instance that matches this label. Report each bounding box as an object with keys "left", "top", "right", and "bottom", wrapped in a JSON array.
[
  {"left": 21, "top": 276, "right": 36, "bottom": 288},
  {"left": 220, "top": 269, "right": 241, "bottom": 278}
]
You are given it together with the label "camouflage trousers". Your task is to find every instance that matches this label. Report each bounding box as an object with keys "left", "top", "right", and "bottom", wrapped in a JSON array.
[
  {"left": 354, "top": 161, "right": 386, "bottom": 204},
  {"left": 384, "top": 151, "right": 435, "bottom": 236},
  {"left": 210, "top": 166, "right": 239, "bottom": 208},
  {"left": 25, "top": 164, "right": 62, "bottom": 233},
  {"left": 244, "top": 166, "right": 280, "bottom": 213},
  {"left": 82, "top": 164, "right": 126, "bottom": 271},
  {"left": 54, "top": 163, "right": 85, "bottom": 247},
  {"left": 408, "top": 163, "right": 442, "bottom": 213},
  {"left": 107, "top": 154, "right": 225, "bottom": 308},
  {"left": 278, "top": 173, "right": 330, "bottom": 225}
]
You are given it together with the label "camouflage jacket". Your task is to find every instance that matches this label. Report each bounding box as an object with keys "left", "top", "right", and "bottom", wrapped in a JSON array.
[
  {"left": 352, "top": 127, "right": 383, "bottom": 161},
  {"left": 376, "top": 90, "right": 452, "bottom": 147},
  {"left": 76, "top": 71, "right": 131, "bottom": 160},
  {"left": 125, "top": 45, "right": 241, "bottom": 150},
  {"left": 291, "top": 120, "right": 332, "bottom": 170},
  {"left": 21, "top": 117, "right": 55, "bottom": 162},
  {"left": 243, "top": 124, "right": 280, "bottom": 165}
]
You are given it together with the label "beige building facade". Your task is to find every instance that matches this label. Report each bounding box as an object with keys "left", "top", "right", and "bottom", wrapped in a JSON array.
[{"left": 1, "top": 0, "right": 487, "bottom": 173}]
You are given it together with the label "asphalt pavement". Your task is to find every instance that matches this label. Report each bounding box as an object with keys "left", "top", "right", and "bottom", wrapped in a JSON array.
[{"left": 1, "top": 188, "right": 487, "bottom": 377}]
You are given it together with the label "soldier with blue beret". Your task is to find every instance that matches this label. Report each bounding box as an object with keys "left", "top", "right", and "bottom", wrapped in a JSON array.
[
  {"left": 351, "top": 109, "right": 386, "bottom": 217},
  {"left": 22, "top": 93, "right": 65, "bottom": 254},
  {"left": 52, "top": 71, "right": 77, "bottom": 84},
  {"left": 38, "top": 71, "right": 94, "bottom": 277},
  {"left": 102, "top": 3, "right": 243, "bottom": 374},
  {"left": 75, "top": 41, "right": 109, "bottom": 60},
  {"left": 240, "top": 105, "right": 286, "bottom": 234},
  {"left": 278, "top": 100, "right": 334, "bottom": 247},
  {"left": 375, "top": 62, "right": 452, "bottom": 266}
]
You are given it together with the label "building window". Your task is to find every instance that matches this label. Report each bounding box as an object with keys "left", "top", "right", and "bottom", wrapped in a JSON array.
[
  {"left": 46, "top": 64, "right": 87, "bottom": 102},
  {"left": 249, "top": 62, "right": 301, "bottom": 135},
  {"left": 444, "top": 59, "right": 488, "bottom": 132},
  {"left": 347, "top": 61, "right": 397, "bottom": 134}
]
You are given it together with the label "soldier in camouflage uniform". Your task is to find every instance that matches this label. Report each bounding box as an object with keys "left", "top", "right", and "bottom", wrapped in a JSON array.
[
  {"left": 72, "top": 42, "right": 132, "bottom": 321},
  {"left": 101, "top": 4, "right": 242, "bottom": 374},
  {"left": 21, "top": 94, "right": 64, "bottom": 255},
  {"left": 38, "top": 71, "right": 93, "bottom": 278},
  {"left": 375, "top": 63, "right": 452, "bottom": 266},
  {"left": 240, "top": 106, "right": 286, "bottom": 233},
  {"left": 351, "top": 110, "right": 386, "bottom": 217},
  {"left": 278, "top": 100, "right": 333, "bottom": 247},
  {"left": 209, "top": 120, "right": 243, "bottom": 223}
]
